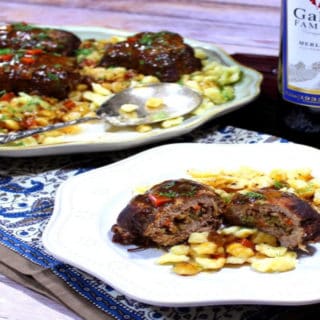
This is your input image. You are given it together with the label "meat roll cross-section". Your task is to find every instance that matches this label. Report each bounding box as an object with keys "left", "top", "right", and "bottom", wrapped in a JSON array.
[
  {"left": 0, "top": 49, "right": 80, "bottom": 99},
  {"left": 112, "top": 179, "right": 224, "bottom": 247},
  {"left": 224, "top": 188, "right": 320, "bottom": 249},
  {"left": 0, "top": 22, "right": 81, "bottom": 56},
  {"left": 99, "top": 31, "right": 202, "bottom": 82}
]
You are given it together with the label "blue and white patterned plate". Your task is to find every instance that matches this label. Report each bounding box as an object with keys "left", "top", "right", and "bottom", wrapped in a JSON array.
[{"left": 0, "top": 127, "right": 298, "bottom": 319}]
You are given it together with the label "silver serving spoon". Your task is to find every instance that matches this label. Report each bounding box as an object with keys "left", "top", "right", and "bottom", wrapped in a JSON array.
[{"left": 0, "top": 83, "right": 202, "bottom": 144}]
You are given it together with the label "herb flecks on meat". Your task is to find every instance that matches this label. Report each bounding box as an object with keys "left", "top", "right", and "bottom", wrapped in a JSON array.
[
  {"left": 224, "top": 187, "right": 320, "bottom": 249},
  {"left": 111, "top": 179, "right": 224, "bottom": 247},
  {"left": 0, "top": 22, "right": 81, "bottom": 56},
  {"left": 99, "top": 31, "right": 202, "bottom": 82},
  {"left": 0, "top": 49, "right": 80, "bottom": 99}
]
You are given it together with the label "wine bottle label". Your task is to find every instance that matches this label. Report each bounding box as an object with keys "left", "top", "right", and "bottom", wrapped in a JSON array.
[{"left": 282, "top": 0, "right": 320, "bottom": 107}]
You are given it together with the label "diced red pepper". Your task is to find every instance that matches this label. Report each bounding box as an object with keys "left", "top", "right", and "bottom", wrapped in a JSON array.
[
  {"left": 162, "top": 218, "right": 171, "bottom": 228},
  {"left": 127, "top": 36, "right": 137, "bottom": 43},
  {"left": 20, "top": 56, "right": 36, "bottom": 64},
  {"left": 124, "top": 70, "right": 137, "bottom": 79},
  {"left": 63, "top": 99, "right": 76, "bottom": 110},
  {"left": 240, "top": 238, "right": 254, "bottom": 249},
  {"left": 0, "top": 54, "right": 13, "bottom": 62},
  {"left": 285, "top": 218, "right": 293, "bottom": 226},
  {"left": 25, "top": 49, "right": 43, "bottom": 55},
  {"left": 0, "top": 92, "right": 15, "bottom": 101},
  {"left": 192, "top": 204, "right": 201, "bottom": 211},
  {"left": 21, "top": 117, "right": 37, "bottom": 129},
  {"left": 148, "top": 193, "right": 172, "bottom": 207},
  {"left": 83, "top": 59, "right": 96, "bottom": 66}
]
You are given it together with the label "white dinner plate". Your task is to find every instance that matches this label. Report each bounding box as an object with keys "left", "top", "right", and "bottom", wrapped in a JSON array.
[
  {"left": 43, "top": 143, "right": 320, "bottom": 307},
  {"left": 0, "top": 26, "right": 262, "bottom": 157}
]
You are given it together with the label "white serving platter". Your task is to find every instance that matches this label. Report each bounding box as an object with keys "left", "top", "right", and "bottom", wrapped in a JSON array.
[{"left": 0, "top": 26, "right": 262, "bottom": 157}]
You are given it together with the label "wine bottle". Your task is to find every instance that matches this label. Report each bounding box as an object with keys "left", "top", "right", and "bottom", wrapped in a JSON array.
[{"left": 278, "top": 0, "right": 320, "bottom": 137}]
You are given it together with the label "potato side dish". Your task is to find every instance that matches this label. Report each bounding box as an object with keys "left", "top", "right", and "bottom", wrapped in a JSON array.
[
  {"left": 124, "top": 166, "right": 320, "bottom": 275},
  {"left": 0, "top": 23, "right": 241, "bottom": 147},
  {"left": 188, "top": 166, "right": 320, "bottom": 209},
  {"left": 157, "top": 227, "right": 297, "bottom": 275}
]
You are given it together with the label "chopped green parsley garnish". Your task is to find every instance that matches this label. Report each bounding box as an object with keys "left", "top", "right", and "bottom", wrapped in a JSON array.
[
  {"left": 47, "top": 72, "right": 60, "bottom": 81},
  {"left": 37, "top": 32, "right": 49, "bottom": 40},
  {"left": 139, "top": 32, "right": 170, "bottom": 46},
  {"left": 76, "top": 48, "right": 94, "bottom": 56},
  {"left": 274, "top": 181, "right": 286, "bottom": 189},
  {"left": 158, "top": 190, "right": 197, "bottom": 198},
  {"left": 245, "top": 192, "right": 265, "bottom": 200},
  {"left": 0, "top": 48, "right": 13, "bottom": 55},
  {"left": 162, "top": 181, "right": 176, "bottom": 189},
  {"left": 159, "top": 191, "right": 179, "bottom": 198},
  {"left": 158, "top": 184, "right": 198, "bottom": 198},
  {"left": 139, "top": 33, "right": 154, "bottom": 46},
  {"left": 12, "top": 22, "right": 35, "bottom": 31}
]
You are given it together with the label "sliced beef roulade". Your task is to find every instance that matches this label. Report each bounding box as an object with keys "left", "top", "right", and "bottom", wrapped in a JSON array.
[
  {"left": 111, "top": 179, "right": 224, "bottom": 247},
  {"left": 224, "top": 188, "right": 320, "bottom": 249}
]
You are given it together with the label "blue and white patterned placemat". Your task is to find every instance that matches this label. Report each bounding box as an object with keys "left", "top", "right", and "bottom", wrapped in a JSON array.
[{"left": 0, "top": 126, "right": 289, "bottom": 320}]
